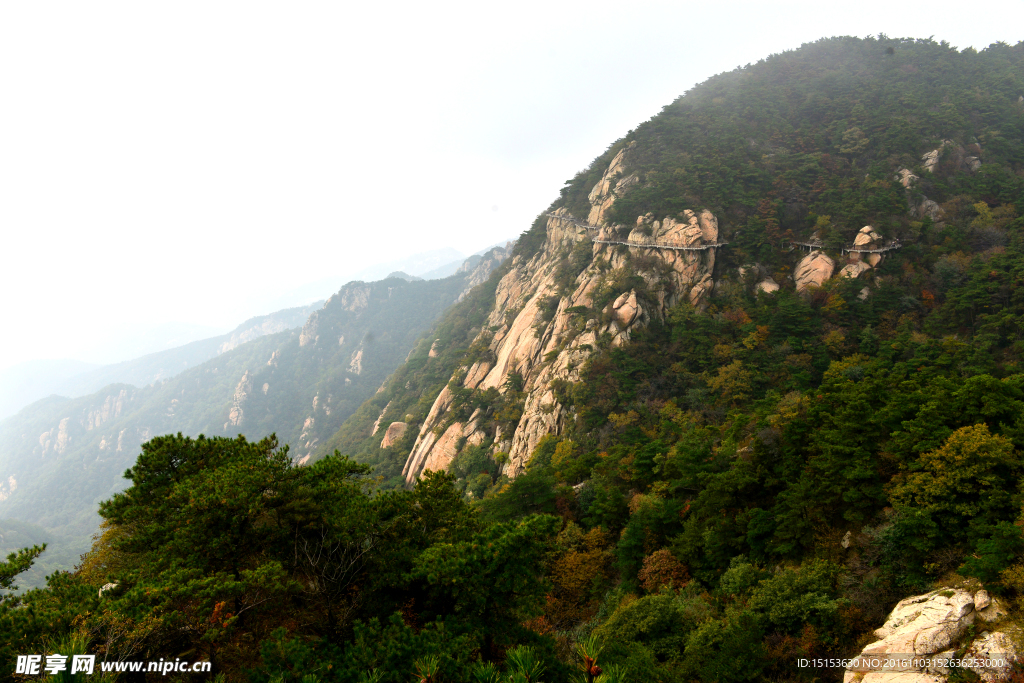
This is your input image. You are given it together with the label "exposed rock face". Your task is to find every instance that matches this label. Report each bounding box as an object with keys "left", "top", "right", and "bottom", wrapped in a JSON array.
[
  {"left": 85, "top": 390, "right": 128, "bottom": 430},
  {"left": 587, "top": 145, "right": 638, "bottom": 226},
  {"left": 850, "top": 226, "right": 885, "bottom": 267},
  {"left": 612, "top": 290, "right": 642, "bottom": 326},
  {"left": 794, "top": 251, "right": 835, "bottom": 291},
  {"left": 853, "top": 225, "right": 883, "bottom": 248},
  {"left": 301, "top": 286, "right": 372, "bottom": 349},
  {"left": 843, "top": 588, "right": 1017, "bottom": 683},
  {"left": 456, "top": 242, "right": 516, "bottom": 303},
  {"left": 380, "top": 421, "right": 408, "bottom": 448},
  {"left": 37, "top": 419, "right": 67, "bottom": 456},
  {"left": 756, "top": 277, "right": 780, "bottom": 294},
  {"left": 922, "top": 140, "right": 953, "bottom": 174},
  {"left": 428, "top": 340, "right": 441, "bottom": 358},
  {"left": 218, "top": 313, "right": 304, "bottom": 354},
  {"left": 298, "top": 313, "right": 319, "bottom": 347},
  {"left": 896, "top": 168, "right": 919, "bottom": 188},
  {"left": 402, "top": 147, "right": 720, "bottom": 483},
  {"left": 54, "top": 418, "right": 70, "bottom": 454},
  {"left": 922, "top": 140, "right": 981, "bottom": 175},
  {"left": 337, "top": 285, "right": 372, "bottom": 313},
  {"left": 349, "top": 347, "right": 364, "bottom": 375},
  {"left": 968, "top": 631, "right": 1017, "bottom": 681},
  {"left": 839, "top": 261, "right": 873, "bottom": 279},
  {"left": 371, "top": 401, "right": 392, "bottom": 435},
  {"left": 0, "top": 475, "right": 17, "bottom": 502},
  {"left": 226, "top": 370, "right": 252, "bottom": 428},
  {"left": 918, "top": 199, "right": 943, "bottom": 222}
]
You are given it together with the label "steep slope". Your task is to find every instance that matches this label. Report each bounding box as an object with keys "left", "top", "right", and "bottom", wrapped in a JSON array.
[
  {"left": 0, "top": 248, "right": 509, "bottom": 581},
  {"left": 333, "top": 36, "right": 1024, "bottom": 497},
  {"left": 0, "top": 304, "right": 322, "bottom": 419},
  {"left": 6, "top": 36, "right": 1024, "bottom": 682},
  {"left": 313, "top": 36, "right": 1024, "bottom": 677},
  {"left": 402, "top": 184, "right": 721, "bottom": 483}
]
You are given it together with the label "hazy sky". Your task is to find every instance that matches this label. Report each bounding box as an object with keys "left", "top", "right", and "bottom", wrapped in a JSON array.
[{"left": 1, "top": 0, "right": 1022, "bottom": 370}]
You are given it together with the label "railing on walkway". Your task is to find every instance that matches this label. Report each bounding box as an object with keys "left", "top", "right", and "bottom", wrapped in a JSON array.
[{"left": 544, "top": 213, "right": 727, "bottom": 252}]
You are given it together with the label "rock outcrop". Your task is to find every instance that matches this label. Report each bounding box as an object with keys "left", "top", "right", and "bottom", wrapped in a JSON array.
[
  {"left": 349, "top": 347, "right": 364, "bottom": 374},
  {"left": 225, "top": 371, "right": 252, "bottom": 428},
  {"left": 852, "top": 226, "right": 885, "bottom": 266},
  {"left": 896, "top": 168, "right": 919, "bottom": 188},
  {"left": 843, "top": 588, "right": 1018, "bottom": 683},
  {"left": 922, "top": 141, "right": 951, "bottom": 174},
  {"left": 918, "top": 199, "right": 943, "bottom": 223},
  {"left": 922, "top": 140, "right": 982, "bottom": 175},
  {"left": 794, "top": 251, "right": 835, "bottom": 291},
  {"left": 371, "top": 401, "right": 392, "bottom": 435},
  {"left": 401, "top": 146, "right": 720, "bottom": 483},
  {"left": 380, "top": 421, "right": 407, "bottom": 448},
  {"left": 456, "top": 241, "right": 516, "bottom": 303},
  {"left": 839, "top": 261, "right": 873, "bottom": 279},
  {"left": 587, "top": 145, "right": 638, "bottom": 226}
]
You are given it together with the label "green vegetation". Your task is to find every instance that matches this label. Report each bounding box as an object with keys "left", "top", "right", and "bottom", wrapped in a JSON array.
[
  {"left": 3, "top": 35, "right": 1024, "bottom": 681},
  {"left": 317, "top": 266, "right": 510, "bottom": 488},
  {"left": 0, "top": 271, "right": 487, "bottom": 589},
  {"left": 1, "top": 435, "right": 566, "bottom": 682}
]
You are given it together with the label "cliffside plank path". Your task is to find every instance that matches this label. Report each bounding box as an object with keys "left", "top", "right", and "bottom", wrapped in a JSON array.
[
  {"left": 545, "top": 213, "right": 729, "bottom": 251},
  {"left": 550, "top": 212, "right": 903, "bottom": 255},
  {"left": 786, "top": 238, "right": 904, "bottom": 254},
  {"left": 840, "top": 239, "right": 902, "bottom": 255},
  {"left": 788, "top": 240, "right": 825, "bottom": 251}
]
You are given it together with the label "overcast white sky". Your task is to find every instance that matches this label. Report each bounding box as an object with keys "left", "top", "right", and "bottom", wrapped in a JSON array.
[{"left": 1, "top": 0, "right": 1022, "bottom": 370}]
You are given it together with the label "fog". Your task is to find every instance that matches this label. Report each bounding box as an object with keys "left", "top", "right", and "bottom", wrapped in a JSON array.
[{"left": 1, "top": 0, "right": 1021, "bottom": 371}]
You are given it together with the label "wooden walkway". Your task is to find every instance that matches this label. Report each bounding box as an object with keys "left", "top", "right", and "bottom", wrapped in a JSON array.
[
  {"left": 788, "top": 240, "right": 824, "bottom": 250},
  {"left": 545, "top": 213, "right": 727, "bottom": 252},
  {"left": 547, "top": 212, "right": 901, "bottom": 255},
  {"left": 841, "top": 240, "right": 902, "bottom": 255},
  {"left": 785, "top": 239, "right": 903, "bottom": 255}
]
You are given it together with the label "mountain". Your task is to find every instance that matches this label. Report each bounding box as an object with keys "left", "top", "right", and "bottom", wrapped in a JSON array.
[
  {"left": 417, "top": 259, "right": 466, "bottom": 280},
  {"left": 350, "top": 247, "right": 466, "bottom": 282},
  {"left": 317, "top": 36, "right": 1024, "bottom": 678},
  {"left": 0, "top": 305, "right": 322, "bottom": 420},
  {"left": 56, "top": 304, "right": 324, "bottom": 400},
  {"left": 386, "top": 271, "right": 424, "bottom": 282},
  {"left": 0, "top": 247, "right": 511, "bottom": 586},
  {"left": 0, "top": 360, "right": 100, "bottom": 420},
  {"left": 4, "top": 36, "right": 1024, "bottom": 683}
]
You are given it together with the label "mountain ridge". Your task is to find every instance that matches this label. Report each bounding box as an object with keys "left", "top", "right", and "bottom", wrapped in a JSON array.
[
  {"left": 0, "top": 246, "right": 512, "bottom": 586},
  {"left": 4, "top": 35, "right": 1024, "bottom": 682}
]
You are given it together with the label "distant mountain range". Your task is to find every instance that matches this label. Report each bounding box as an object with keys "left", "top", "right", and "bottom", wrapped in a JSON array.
[
  {"left": 0, "top": 305, "right": 321, "bottom": 420},
  {"left": 0, "top": 243, "right": 513, "bottom": 587}
]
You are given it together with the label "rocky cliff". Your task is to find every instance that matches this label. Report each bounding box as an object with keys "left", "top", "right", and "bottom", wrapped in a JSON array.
[{"left": 401, "top": 149, "right": 720, "bottom": 484}]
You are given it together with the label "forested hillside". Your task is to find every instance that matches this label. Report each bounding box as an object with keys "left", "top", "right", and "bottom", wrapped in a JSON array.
[
  {"left": 3, "top": 36, "right": 1024, "bottom": 682},
  {"left": 0, "top": 250, "right": 508, "bottom": 588}
]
